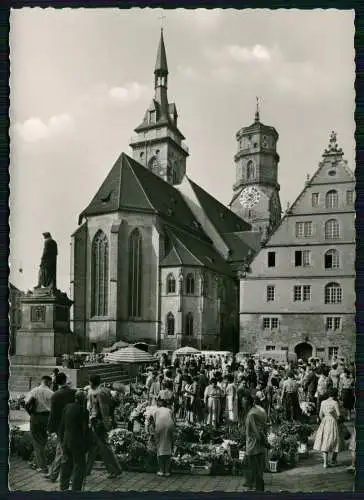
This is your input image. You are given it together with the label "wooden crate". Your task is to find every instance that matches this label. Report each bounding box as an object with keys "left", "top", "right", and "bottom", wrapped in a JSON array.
[{"left": 190, "top": 464, "right": 212, "bottom": 475}]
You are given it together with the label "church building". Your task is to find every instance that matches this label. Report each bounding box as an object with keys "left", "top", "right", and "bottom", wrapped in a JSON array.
[
  {"left": 239, "top": 132, "right": 356, "bottom": 361},
  {"left": 70, "top": 30, "right": 259, "bottom": 352}
]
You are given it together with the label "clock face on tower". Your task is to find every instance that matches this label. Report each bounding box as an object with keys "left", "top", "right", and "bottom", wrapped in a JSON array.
[{"left": 239, "top": 186, "right": 261, "bottom": 208}]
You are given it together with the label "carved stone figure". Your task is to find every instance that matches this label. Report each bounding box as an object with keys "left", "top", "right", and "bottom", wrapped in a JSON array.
[{"left": 36, "top": 232, "right": 58, "bottom": 290}]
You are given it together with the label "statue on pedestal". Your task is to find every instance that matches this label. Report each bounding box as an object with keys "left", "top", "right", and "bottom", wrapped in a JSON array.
[{"left": 35, "top": 232, "right": 58, "bottom": 290}]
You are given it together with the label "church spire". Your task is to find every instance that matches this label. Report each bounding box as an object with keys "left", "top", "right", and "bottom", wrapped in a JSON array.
[
  {"left": 154, "top": 28, "right": 168, "bottom": 76},
  {"left": 154, "top": 28, "right": 169, "bottom": 116}
]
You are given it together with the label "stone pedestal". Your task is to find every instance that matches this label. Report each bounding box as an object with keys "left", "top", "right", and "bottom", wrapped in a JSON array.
[{"left": 12, "top": 287, "right": 75, "bottom": 365}]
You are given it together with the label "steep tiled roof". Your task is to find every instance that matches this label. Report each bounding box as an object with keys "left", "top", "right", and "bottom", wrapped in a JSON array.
[
  {"left": 160, "top": 225, "right": 234, "bottom": 277},
  {"left": 187, "top": 178, "right": 251, "bottom": 238},
  {"left": 78, "top": 153, "right": 210, "bottom": 243},
  {"left": 223, "top": 232, "right": 258, "bottom": 263}
]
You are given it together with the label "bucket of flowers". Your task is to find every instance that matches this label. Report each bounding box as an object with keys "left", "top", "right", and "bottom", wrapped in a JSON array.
[
  {"left": 190, "top": 451, "right": 213, "bottom": 475},
  {"left": 171, "top": 453, "right": 193, "bottom": 474},
  {"left": 10, "top": 426, "right": 34, "bottom": 461}
]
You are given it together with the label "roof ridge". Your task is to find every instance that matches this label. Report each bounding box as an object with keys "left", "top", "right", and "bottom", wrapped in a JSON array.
[
  {"left": 124, "top": 155, "right": 156, "bottom": 212},
  {"left": 172, "top": 231, "right": 206, "bottom": 267}
]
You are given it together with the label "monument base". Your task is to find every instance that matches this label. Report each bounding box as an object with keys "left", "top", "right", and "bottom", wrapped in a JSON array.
[
  {"left": 15, "top": 286, "right": 75, "bottom": 359},
  {"left": 15, "top": 330, "right": 75, "bottom": 360}
]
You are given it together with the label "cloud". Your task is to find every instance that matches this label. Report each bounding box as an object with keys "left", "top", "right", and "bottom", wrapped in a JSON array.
[
  {"left": 205, "top": 44, "right": 273, "bottom": 65},
  {"left": 109, "top": 82, "right": 148, "bottom": 103},
  {"left": 14, "top": 113, "right": 74, "bottom": 143},
  {"left": 177, "top": 65, "right": 199, "bottom": 80},
  {"left": 227, "top": 44, "right": 272, "bottom": 63}
]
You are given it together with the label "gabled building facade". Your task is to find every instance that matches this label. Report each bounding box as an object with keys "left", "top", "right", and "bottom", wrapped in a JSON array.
[{"left": 239, "top": 132, "right": 356, "bottom": 361}]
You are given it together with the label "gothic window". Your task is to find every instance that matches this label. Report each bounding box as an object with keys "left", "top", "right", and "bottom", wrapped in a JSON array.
[
  {"left": 166, "top": 312, "right": 175, "bottom": 336},
  {"left": 246, "top": 160, "right": 255, "bottom": 180},
  {"left": 166, "top": 273, "right": 176, "bottom": 294},
  {"left": 186, "top": 273, "right": 195, "bottom": 294},
  {"left": 205, "top": 274, "right": 209, "bottom": 296},
  {"left": 128, "top": 229, "right": 143, "bottom": 317},
  {"left": 185, "top": 312, "right": 194, "bottom": 336},
  {"left": 91, "top": 230, "right": 109, "bottom": 317},
  {"left": 172, "top": 168, "right": 178, "bottom": 184},
  {"left": 325, "top": 249, "right": 340, "bottom": 269},
  {"left": 325, "top": 219, "right": 340, "bottom": 239},
  {"left": 325, "top": 282, "right": 342, "bottom": 304},
  {"left": 325, "top": 190, "right": 339, "bottom": 209},
  {"left": 167, "top": 163, "right": 172, "bottom": 183}
]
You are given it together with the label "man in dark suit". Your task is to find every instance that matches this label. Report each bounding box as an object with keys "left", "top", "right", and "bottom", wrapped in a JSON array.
[
  {"left": 59, "top": 390, "right": 90, "bottom": 491},
  {"left": 45, "top": 372, "right": 76, "bottom": 482},
  {"left": 86, "top": 375, "right": 122, "bottom": 478}
]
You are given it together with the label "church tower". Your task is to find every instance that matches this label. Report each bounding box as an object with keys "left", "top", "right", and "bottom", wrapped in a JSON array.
[
  {"left": 229, "top": 101, "right": 282, "bottom": 242},
  {"left": 129, "top": 29, "right": 189, "bottom": 185}
]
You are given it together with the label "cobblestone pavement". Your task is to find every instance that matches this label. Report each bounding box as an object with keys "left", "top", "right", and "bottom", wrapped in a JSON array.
[{"left": 9, "top": 451, "right": 355, "bottom": 492}]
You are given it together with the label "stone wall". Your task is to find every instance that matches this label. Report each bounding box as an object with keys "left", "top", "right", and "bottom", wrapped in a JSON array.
[{"left": 240, "top": 312, "right": 355, "bottom": 360}]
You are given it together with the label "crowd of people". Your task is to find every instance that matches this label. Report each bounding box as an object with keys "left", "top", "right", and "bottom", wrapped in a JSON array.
[{"left": 22, "top": 351, "right": 356, "bottom": 492}]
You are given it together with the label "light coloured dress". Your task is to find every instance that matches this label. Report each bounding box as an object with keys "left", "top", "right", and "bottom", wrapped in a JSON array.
[
  {"left": 154, "top": 407, "right": 176, "bottom": 457},
  {"left": 314, "top": 397, "right": 341, "bottom": 453},
  {"left": 225, "top": 383, "right": 237, "bottom": 422}
]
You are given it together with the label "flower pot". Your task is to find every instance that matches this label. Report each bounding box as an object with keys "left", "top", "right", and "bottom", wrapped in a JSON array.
[
  {"left": 268, "top": 460, "right": 279, "bottom": 473},
  {"left": 298, "top": 442, "right": 308, "bottom": 457}
]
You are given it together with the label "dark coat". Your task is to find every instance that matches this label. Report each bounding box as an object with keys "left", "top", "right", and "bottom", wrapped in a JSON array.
[
  {"left": 48, "top": 386, "right": 76, "bottom": 434},
  {"left": 59, "top": 403, "right": 90, "bottom": 453}
]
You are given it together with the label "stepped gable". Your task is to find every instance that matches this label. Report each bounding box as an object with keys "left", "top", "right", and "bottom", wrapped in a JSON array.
[
  {"left": 187, "top": 178, "right": 251, "bottom": 237},
  {"left": 160, "top": 225, "right": 234, "bottom": 277},
  {"left": 78, "top": 153, "right": 210, "bottom": 241},
  {"left": 259, "top": 131, "right": 354, "bottom": 248}
]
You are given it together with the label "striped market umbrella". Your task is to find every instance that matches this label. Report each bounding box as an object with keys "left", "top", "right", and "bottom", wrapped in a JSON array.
[{"left": 105, "top": 346, "right": 154, "bottom": 364}]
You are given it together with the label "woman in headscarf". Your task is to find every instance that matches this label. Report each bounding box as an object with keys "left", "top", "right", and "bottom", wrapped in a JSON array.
[{"left": 313, "top": 388, "right": 342, "bottom": 468}]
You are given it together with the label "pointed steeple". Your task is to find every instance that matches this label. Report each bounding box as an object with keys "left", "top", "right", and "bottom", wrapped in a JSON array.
[
  {"left": 254, "top": 96, "right": 260, "bottom": 123},
  {"left": 155, "top": 28, "right": 168, "bottom": 75},
  {"left": 154, "top": 29, "right": 169, "bottom": 116}
]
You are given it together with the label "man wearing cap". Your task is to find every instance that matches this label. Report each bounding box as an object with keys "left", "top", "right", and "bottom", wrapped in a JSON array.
[{"left": 36, "top": 232, "right": 58, "bottom": 290}]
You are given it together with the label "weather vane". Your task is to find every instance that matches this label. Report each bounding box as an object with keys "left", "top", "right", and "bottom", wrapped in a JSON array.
[{"left": 158, "top": 13, "right": 167, "bottom": 31}]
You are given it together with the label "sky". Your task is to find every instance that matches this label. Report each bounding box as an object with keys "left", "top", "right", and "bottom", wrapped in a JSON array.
[{"left": 9, "top": 8, "right": 355, "bottom": 294}]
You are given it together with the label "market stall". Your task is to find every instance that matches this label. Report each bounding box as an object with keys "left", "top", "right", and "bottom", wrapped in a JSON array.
[{"left": 104, "top": 346, "right": 155, "bottom": 378}]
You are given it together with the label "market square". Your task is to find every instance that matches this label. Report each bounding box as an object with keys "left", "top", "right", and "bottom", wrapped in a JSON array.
[{"left": 9, "top": 8, "right": 355, "bottom": 493}]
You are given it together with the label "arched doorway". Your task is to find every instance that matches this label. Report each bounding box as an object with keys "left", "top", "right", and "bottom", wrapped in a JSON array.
[{"left": 295, "top": 342, "right": 313, "bottom": 361}]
